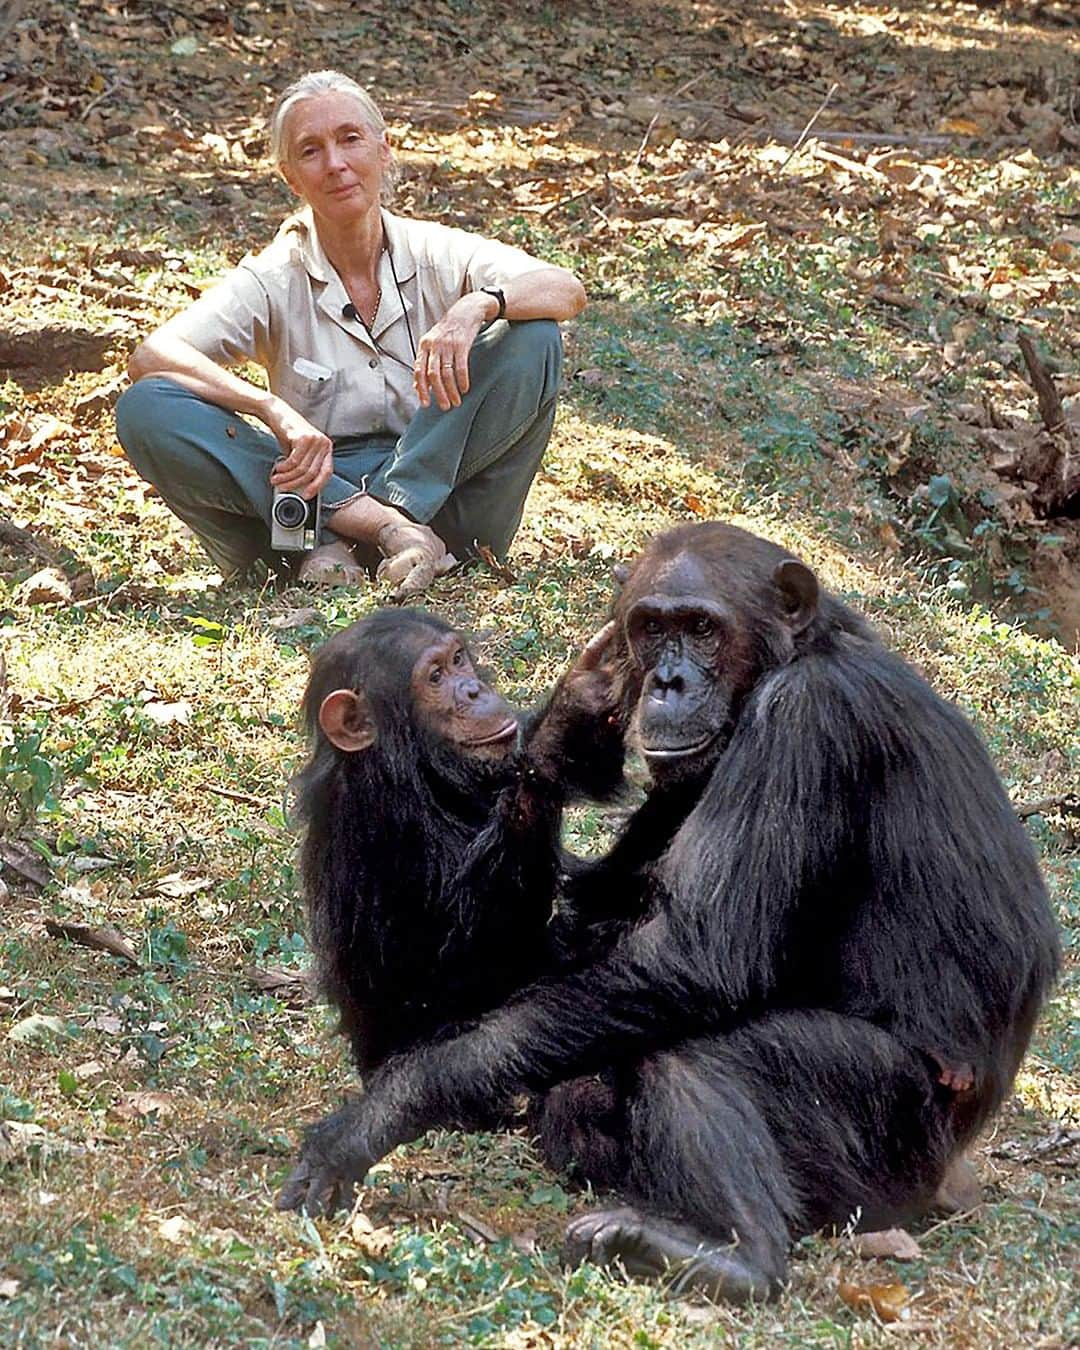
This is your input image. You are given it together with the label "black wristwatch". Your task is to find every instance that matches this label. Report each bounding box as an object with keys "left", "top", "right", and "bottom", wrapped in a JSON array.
[{"left": 479, "top": 286, "right": 506, "bottom": 322}]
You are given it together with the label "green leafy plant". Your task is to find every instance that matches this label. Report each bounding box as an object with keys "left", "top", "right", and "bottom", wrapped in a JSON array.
[{"left": 0, "top": 721, "right": 60, "bottom": 831}]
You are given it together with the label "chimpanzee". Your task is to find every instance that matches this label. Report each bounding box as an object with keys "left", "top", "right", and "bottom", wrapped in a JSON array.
[
  {"left": 291, "top": 607, "right": 622, "bottom": 1077},
  {"left": 278, "top": 523, "right": 1060, "bottom": 1303}
]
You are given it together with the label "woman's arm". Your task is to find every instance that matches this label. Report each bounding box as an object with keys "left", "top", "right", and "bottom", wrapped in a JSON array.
[
  {"left": 415, "top": 266, "right": 586, "bottom": 411},
  {"left": 496, "top": 265, "right": 587, "bottom": 323}
]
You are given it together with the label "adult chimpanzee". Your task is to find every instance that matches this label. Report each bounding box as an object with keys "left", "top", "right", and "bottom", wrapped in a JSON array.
[
  {"left": 291, "top": 607, "right": 621, "bottom": 1077},
  {"left": 279, "top": 523, "right": 1060, "bottom": 1303}
]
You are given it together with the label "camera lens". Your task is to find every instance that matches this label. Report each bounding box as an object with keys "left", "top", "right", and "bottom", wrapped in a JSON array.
[{"left": 272, "top": 493, "right": 308, "bottom": 529}]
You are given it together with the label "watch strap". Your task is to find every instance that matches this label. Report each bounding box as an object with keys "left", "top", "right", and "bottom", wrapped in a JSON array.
[{"left": 480, "top": 286, "right": 506, "bottom": 321}]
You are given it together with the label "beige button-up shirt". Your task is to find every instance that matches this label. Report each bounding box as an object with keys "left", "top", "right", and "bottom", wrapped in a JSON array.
[{"left": 163, "top": 207, "right": 545, "bottom": 439}]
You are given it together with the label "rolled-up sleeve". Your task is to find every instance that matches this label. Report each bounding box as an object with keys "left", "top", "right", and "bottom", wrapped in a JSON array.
[
  {"left": 459, "top": 235, "right": 550, "bottom": 294},
  {"left": 159, "top": 264, "right": 273, "bottom": 368}
]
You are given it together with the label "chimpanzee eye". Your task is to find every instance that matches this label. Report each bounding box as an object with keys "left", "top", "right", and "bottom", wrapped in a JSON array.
[
  {"left": 692, "top": 616, "right": 714, "bottom": 637},
  {"left": 452, "top": 647, "right": 465, "bottom": 666},
  {"left": 643, "top": 618, "right": 663, "bottom": 637},
  {"left": 429, "top": 666, "right": 443, "bottom": 685}
]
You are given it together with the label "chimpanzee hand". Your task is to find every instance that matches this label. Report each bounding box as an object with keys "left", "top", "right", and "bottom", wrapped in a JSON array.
[
  {"left": 540, "top": 622, "right": 620, "bottom": 742},
  {"left": 527, "top": 623, "right": 625, "bottom": 797},
  {"left": 275, "top": 1103, "right": 378, "bottom": 1217},
  {"left": 561, "top": 621, "right": 620, "bottom": 712}
]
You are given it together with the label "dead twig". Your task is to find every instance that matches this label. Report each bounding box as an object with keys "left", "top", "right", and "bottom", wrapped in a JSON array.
[
  {"left": 44, "top": 919, "right": 140, "bottom": 967},
  {"left": 779, "top": 81, "right": 841, "bottom": 173},
  {"left": 71, "top": 580, "right": 134, "bottom": 610},
  {"left": 204, "top": 784, "right": 272, "bottom": 808},
  {"left": 633, "top": 73, "right": 708, "bottom": 173},
  {"left": 1015, "top": 793, "right": 1080, "bottom": 820},
  {"left": 80, "top": 80, "right": 119, "bottom": 123},
  {"left": 476, "top": 544, "right": 517, "bottom": 585}
]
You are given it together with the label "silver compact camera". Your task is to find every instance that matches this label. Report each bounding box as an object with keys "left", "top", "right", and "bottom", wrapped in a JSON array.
[{"left": 270, "top": 490, "right": 321, "bottom": 552}]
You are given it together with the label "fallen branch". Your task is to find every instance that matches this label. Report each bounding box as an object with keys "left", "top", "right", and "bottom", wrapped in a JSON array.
[
  {"left": 1017, "top": 334, "right": 1079, "bottom": 516},
  {"left": 0, "top": 840, "right": 52, "bottom": 888},
  {"left": 37, "top": 270, "right": 151, "bottom": 312},
  {"left": 1015, "top": 793, "right": 1080, "bottom": 820},
  {"left": 1019, "top": 334, "right": 1074, "bottom": 443}
]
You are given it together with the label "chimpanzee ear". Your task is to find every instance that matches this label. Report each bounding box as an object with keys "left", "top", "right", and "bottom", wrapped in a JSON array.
[
  {"left": 318, "top": 689, "right": 376, "bottom": 753},
  {"left": 612, "top": 563, "right": 631, "bottom": 589},
  {"left": 773, "top": 560, "right": 819, "bottom": 634}
]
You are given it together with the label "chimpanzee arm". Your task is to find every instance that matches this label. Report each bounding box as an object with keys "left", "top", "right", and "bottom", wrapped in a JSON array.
[
  {"left": 559, "top": 780, "right": 701, "bottom": 928},
  {"left": 447, "top": 623, "right": 627, "bottom": 918}
]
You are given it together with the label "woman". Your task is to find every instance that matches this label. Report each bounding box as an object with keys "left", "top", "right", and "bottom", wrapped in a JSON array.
[{"left": 117, "top": 70, "right": 586, "bottom": 593}]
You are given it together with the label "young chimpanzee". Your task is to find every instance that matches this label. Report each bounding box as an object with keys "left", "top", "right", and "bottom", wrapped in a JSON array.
[
  {"left": 291, "top": 607, "right": 620, "bottom": 1077},
  {"left": 280, "top": 525, "right": 1059, "bottom": 1304}
]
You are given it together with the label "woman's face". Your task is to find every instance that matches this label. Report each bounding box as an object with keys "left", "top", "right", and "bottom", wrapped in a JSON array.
[{"left": 280, "top": 91, "right": 390, "bottom": 224}]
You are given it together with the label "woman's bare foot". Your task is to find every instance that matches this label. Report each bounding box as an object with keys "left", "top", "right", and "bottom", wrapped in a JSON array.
[
  {"left": 297, "top": 540, "right": 367, "bottom": 587},
  {"left": 322, "top": 497, "right": 454, "bottom": 598},
  {"left": 375, "top": 521, "right": 457, "bottom": 600}
]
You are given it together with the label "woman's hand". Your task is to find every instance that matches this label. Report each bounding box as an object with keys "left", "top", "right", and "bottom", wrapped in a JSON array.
[
  {"left": 413, "top": 292, "right": 494, "bottom": 412},
  {"left": 266, "top": 396, "right": 334, "bottom": 497}
]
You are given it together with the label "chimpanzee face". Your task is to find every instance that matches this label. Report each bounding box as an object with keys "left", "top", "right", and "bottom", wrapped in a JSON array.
[
  {"left": 618, "top": 542, "right": 817, "bottom": 784},
  {"left": 410, "top": 631, "right": 518, "bottom": 759},
  {"left": 624, "top": 559, "right": 753, "bottom": 782}
]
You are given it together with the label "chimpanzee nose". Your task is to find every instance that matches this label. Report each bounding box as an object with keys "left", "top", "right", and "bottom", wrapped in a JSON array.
[
  {"left": 462, "top": 678, "right": 483, "bottom": 700},
  {"left": 648, "top": 661, "right": 684, "bottom": 696}
]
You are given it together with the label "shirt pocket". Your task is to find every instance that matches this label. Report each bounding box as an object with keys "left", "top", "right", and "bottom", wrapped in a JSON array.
[{"left": 273, "top": 364, "right": 340, "bottom": 429}]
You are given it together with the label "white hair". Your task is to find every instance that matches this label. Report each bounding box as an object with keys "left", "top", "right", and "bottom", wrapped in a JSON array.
[{"left": 268, "top": 70, "right": 397, "bottom": 193}]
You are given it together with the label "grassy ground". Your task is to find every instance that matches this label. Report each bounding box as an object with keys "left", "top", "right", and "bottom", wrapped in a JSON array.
[{"left": 1, "top": 2, "right": 1078, "bottom": 1345}]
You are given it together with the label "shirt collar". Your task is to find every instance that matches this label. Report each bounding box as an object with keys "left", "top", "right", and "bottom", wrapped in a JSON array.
[
  {"left": 279, "top": 206, "right": 417, "bottom": 287},
  {"left": 279, "top": 206, "right": 416, "bottom": 346}
]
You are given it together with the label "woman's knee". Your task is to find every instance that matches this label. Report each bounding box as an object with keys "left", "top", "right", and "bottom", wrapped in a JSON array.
[
  {"left": 115, "top": 376, "right": 185, "bottom": 455},
  {"left": 477, "top": 319, "right": 563, "bottom": 401},
  {"left": 508, "top": 318, "right": 562, "bottom": 382}
]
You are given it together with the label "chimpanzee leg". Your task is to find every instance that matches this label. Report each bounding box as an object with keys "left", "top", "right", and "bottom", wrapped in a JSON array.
[
  {"left": 724, "top": 1011, "right": 955, "bottom": 1233},
  {"left": 564, "top": 1012, "right": 954, "bottom": 1302},
  {"left": 564, "top": 1041, "right": 798, "bottom": 1300}
]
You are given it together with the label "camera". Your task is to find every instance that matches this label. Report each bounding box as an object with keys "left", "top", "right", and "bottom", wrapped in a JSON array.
[{"left": 271, "top": 490, "right": 321, "bottom": 552}]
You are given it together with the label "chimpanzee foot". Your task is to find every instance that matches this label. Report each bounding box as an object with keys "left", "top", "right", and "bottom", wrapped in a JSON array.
[
  {"left": 563, "top": 1206, "right": 778, "bottom": 1303},
  {"left": 932, "top": 1154, "right": 982, "bottom": 1214}
]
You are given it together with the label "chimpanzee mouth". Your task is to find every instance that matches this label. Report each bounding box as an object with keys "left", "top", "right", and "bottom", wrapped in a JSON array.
[
  {"left": 640, "top": 732, "right": 718, "bottom": 761},
  {"left": 466, "top": 718, "right": 519, "bottom": 747}
]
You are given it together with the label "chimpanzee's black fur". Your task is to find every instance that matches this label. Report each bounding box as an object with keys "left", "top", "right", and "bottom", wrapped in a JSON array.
[
  {"left": 282, "top": 526, "right": 1060, "bottom": 1298},
  {"left": 292, "top": 609, "right": 557, "bottom": 1075}
]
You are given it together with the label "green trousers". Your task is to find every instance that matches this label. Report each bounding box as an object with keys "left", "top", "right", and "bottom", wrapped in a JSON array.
[{"left": 115, "top": 319, "right": 562, "bottom": 577}]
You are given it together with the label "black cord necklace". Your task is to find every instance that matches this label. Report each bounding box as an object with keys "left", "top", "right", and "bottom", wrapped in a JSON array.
[{"left": 342, "top": 229, "right": 417, "bottom": 370}]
